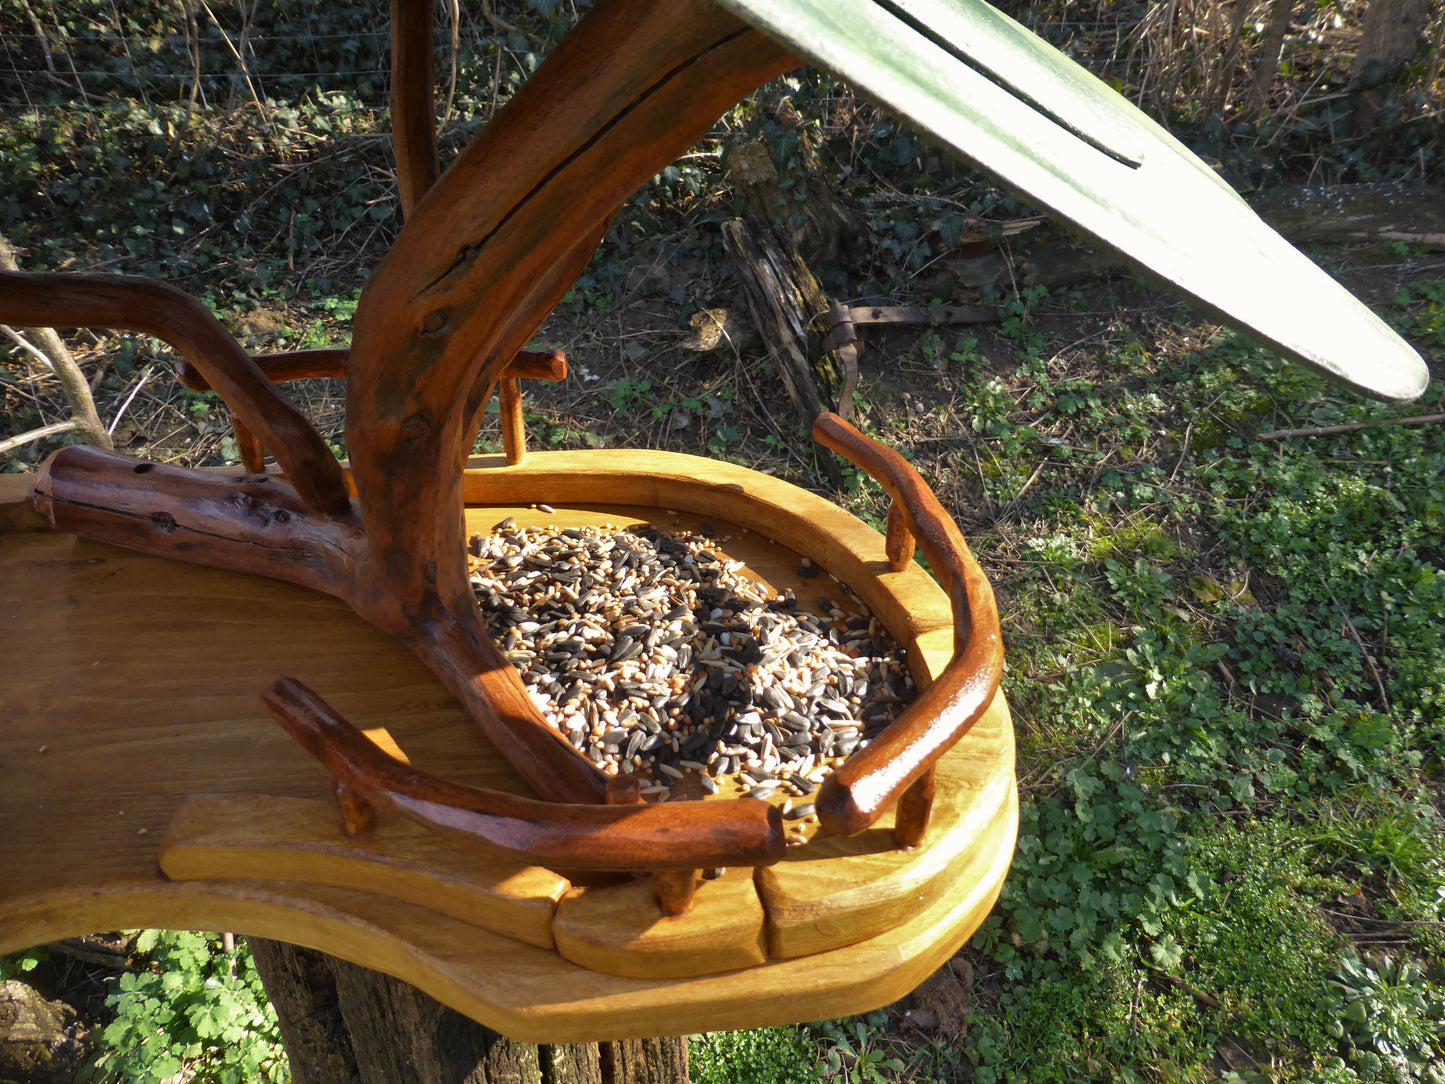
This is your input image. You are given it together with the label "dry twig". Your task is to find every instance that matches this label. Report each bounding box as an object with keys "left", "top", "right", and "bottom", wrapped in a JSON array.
[
  {"left": 0, "top": 419, "right": 84, "bottom": 457},
  {"left": 1335, "top": 596, "right": 1391, "bottom": 713},
  {"left": 1255, "top": 414, "right": 1445, "bottom": 441},
  {"left": 1, "top": 234, "right": 113, "bottom": 452}
]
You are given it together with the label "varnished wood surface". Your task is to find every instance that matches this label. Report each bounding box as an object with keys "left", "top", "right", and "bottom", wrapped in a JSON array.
[
  {"left": 457, "top": 451, "right": 956, "bottom": 686},
  {"left": 344, "top": 0, "right": 797, "bottom": 705},
  {"left": 160, "top": 793, "right": 570, "bottom": 950},
  {"left": 259, "top": 675, "right": 786, "bottom": 872},
  {"left": 811, "top": 413, "right": 1005, "bottom": 837},
  {"left": 552, "top": 867, "right": 769, "bottom": 979},
  {"left": 1, "top": 456, "right": 1015, "bottom": 1037},
  {"left": 31, "top": 443, "right": 616, "bottom": 807},
  {"left": 0, "top": 820, "right": 1015, "bottom": 1044},
  {"left": 389, "top": 0, "right": 439, "bottom": 217},
  {"left": 0, "top": 473, "right": 42, "bottom": 532},
  {"left": 758, "top": 728, "right": 1013, "bottom": 959},
  {"left": 177, "top": 348, "right": 350, "bottom": 390},
  {"left": 174, "top": 348, "right": 565, "bottom": 393}
]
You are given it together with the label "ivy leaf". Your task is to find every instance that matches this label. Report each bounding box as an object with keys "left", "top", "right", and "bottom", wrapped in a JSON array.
[{"left": 934, "top": 209, "right": 964, "bottom": 249}]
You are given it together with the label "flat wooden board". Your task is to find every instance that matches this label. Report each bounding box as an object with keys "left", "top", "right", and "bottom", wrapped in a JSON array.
[
  {"left": 553, "top": 866, "right": 769, "bottom": 979},
  {"left": 0, "top": 455, "right": 1015, "bottom": 1040},
  {"left": 160, "top": 793, "right": 570, "bottom": 951}
]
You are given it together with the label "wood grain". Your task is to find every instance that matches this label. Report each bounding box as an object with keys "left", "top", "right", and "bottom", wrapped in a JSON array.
[
  {"left": 720, "top": 218, "right": 843, "bottom": 470},
  {"left": 345, "top": 0, "right": 796, "bottom": 696},
  {"left": 0, "top": 0, "right": 1026, "bottom": 1036},
  {"left": 260, "top": 675, "right": 786, "bottom": 872},
  {"left": 500, "top": 376, "right": 526, "bottom": 464},
  {"left": 552, "top": 867, "right": 767, "bottom": 979},
  {"left": 1, "top": 463, "right": 1015, "bottom": 1036},
  {"left": 456, "top": 451, "right": 957, "bottom": 689},
  {"left": 0, "top": 472, "right": 43, "bottom": 532},
  {"left": 0, "top": 818, "right": 1014, "bottom": 1045},
  {"left": 175, "top": 349, "right": 563, "bottom": 393},
  {"left": 177, "top": 348, "right": 350, "bottom": 390},
  {"left": 30, "top": 446, "right": 365, "bottom": 599},
  {"left": 390, "top": 0, "right": 439, "bottom": 217},
  {"left": 0, "top": 0, "right": 801, "bottom": 820},
  {"left": 757, "top": 699, "right": 1012, "bottom": 958},
  {"left": 160, "top": 793, "right": 570, "bottom": 950},
  {"left": 24, "top": 442, "right": 994, "bottom": 839},
  {"left": 30, "top": 444, "right": 612, "bottom": 807}
]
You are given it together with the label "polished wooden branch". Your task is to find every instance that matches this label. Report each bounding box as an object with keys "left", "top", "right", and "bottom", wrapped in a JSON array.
[
  {"left": 390, "top": 0, "right": 439, "bottom": 217},
  {"left": 31, "top": 445, "right": 365, "bottom": 598},
  {"left": 0, "top": 483, "right": 1016, "bottom": 1026},
  {"left": 175, "top": 347, "right": 567, "bottom": 472},
  {"left": 0, "top": 270, "right": 350, "bottom": 516},
  {"left": 3, "top": 0, "right": 799, "bottom": 817},
  {"left": 177, "top": 348, "right": 351, "bottom": 390},
  {"left": 264, "top": 676, "right": 786, "bottom": 873},
  {"left": 1, "top": 0, "right": 1005, "bottom": 889},
  {"left": 810, "top": 413, "right": 1005, "bottom": 840},
  {"left": 345, "top": 0, "right": 796, "bottom": 651},
  {"left": 29, "top": 444, "right": 609, "bottom": 805}
]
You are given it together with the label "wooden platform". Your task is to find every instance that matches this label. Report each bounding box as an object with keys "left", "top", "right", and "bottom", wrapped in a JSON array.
[{"left": 0, "top": 452, "right": 1015, "bottom": 1042}]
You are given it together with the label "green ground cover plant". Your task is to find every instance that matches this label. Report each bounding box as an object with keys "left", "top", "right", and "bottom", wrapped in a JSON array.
[
  {"left": 96, "top": 931, "right": 286, "bottom": 1084},
  {"left": 3, "top": 1, "right": 1443, "bottom": 1081},
  {"left": 690, "top": 274, "right": 1445, "bottom": 1084}
]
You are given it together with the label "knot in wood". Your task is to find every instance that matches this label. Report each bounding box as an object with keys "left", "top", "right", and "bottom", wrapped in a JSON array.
[{"left": 421, "top": 309, "right": 449, "bottom": 334}]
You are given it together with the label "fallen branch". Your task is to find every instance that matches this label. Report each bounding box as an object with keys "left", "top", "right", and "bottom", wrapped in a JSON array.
[
  {"left": 1148, "top": 967, "right": 1221, "bottom": 1009},
  {"left": 1, "top": 325, "right": 53, "bottom": 370},
  {"left": 722, "top": 217, "right": 844, "bottom": 483},
  {"left": 1, "top": 235, "right": 113, "bottom": 452},
  {"left": 1255, "top": 413, "right": 1445, "bottom": 441},
  {"left": 847, "top": 304, "right": 997, "bottom": 326},
  {"left": 949, "top": 184, "right": 1445, "bottom": 291},
  {"left": 1335, "top": 596, "right": 1390, "bottom": 713},
  {"left": 0, "top": 419, "right": 83, "bottom": 457},
  {"left": 43, "top": 934, "right": 136, "bottom": 971}
]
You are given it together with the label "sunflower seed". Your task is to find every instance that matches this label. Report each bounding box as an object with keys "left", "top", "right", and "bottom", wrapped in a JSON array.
[{"left": 467, "top": 520, "right": 916, "bottom": 801}]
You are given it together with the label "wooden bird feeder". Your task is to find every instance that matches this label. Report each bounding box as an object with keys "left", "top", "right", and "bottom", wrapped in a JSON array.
[{"left": 0, "top": 0, "right": 1427, "bottom": 1045}]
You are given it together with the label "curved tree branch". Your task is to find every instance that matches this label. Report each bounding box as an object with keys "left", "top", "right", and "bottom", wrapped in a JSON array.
[
  {"left": 264, "top": 676, "right": 785, "bottom": 872},
  {"left": 347, "top": 0, "right": 797, "bottom": 636},
  {"left": 811, "top": 413, "right": 1004, "bottom": 839},
  {"left": 390, "top": 0, "right": 440, "bottom": 216},
  {"left": 0, "top": 270, "right": 351, "bottom": 515}
]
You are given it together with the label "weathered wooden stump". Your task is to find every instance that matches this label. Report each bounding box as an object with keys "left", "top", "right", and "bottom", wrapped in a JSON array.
[{"left": 248, "top": 941, "right": 688, "bottom": 1084}]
